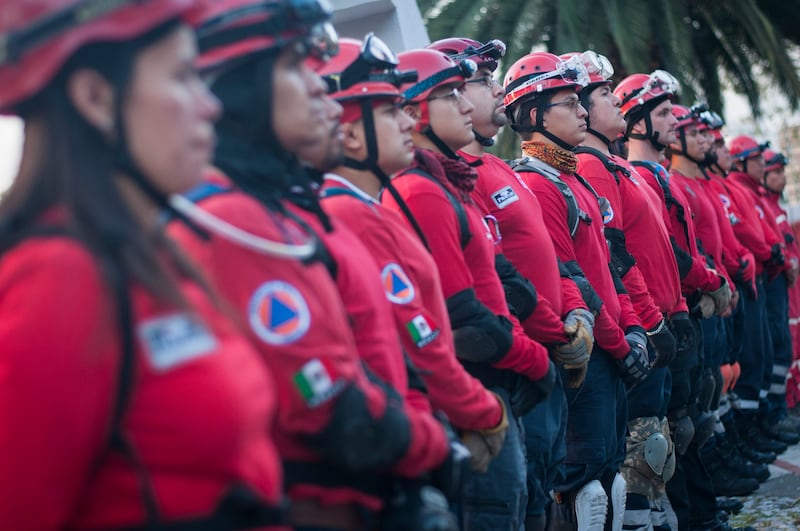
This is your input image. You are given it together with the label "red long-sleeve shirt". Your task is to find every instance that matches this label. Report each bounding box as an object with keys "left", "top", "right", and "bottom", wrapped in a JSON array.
[
  {"left": 515, "top": 159, "right": 640, "bottom": 359},
  {"left": 726, "top": 171, "right": 782, "bottom": 273},
  {"left": 0, "top": 237, "right": 282, "bottom": 531},
  {"left": 578, "top": 153, "right": 687, "bottom": 321},
  {"left": 634, "top": 162, "right": 722, "bottom": 294},
  {"left": 703, "top": 174, "right": 754, "bottom": 282},
  {"left": 464, "top": 151, "right": 585, "bottom": 345},
  {"left": 380, "top": 152, "right": 550, "bottom": 381},
  {"left": 169, "top": 171, "right": 447, "bottom": 511},
  {"left": 319, "top": 174, "right": 503, "bottom": 431}
]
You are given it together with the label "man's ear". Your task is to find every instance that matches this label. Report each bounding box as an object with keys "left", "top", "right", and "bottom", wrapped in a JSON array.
[
  {"left": 66, "top": 68, "right": 116, "bottom": 138},
  {"left": 631, "top": 117, "right": 647, "bottom": 136},
  {"left": 403, "top": 103, "right": 421, "bottom": 122},
  {"left": 530, "top": 105, "right": 540, "bottom": 129},
  {"left": 342, "top": 122, "right": 363, "bottom": 152}
]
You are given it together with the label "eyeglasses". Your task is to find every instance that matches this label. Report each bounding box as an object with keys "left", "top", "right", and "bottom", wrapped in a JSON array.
[
  {"left": 427, "top": 86, "right": 464, "bottom": 103},
  {"left": 545, "top": 96, "right": 582, "bottom": 111},
  {"left": 464, "top": 74, "right": 496, "bottom": 89}
]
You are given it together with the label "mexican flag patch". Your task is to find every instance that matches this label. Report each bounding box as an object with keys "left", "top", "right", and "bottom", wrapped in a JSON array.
[
  {"left": 406, "top": 313, "right": 439, "bottom": 348},
  {"left": 293, "top": 358, "right": 344, "bottom": 407}
]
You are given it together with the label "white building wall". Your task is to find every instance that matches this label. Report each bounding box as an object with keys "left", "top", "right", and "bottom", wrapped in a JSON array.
[{"left": 331, "top": 0, "right": 430, "bottom": 52}]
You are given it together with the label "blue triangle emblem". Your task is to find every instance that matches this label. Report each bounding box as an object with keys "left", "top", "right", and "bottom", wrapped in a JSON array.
[{"left": 270, "top": 296, "right": 297, "bottom": 328}]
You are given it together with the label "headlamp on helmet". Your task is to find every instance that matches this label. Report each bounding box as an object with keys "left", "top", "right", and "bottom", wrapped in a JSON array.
[
  {"left": 698, "top": 109, "right": 724, "bottom": 130},
  {"left": 451, "top": 39, "right": 505, "bottom": 65},
  {"left": 734, "top": 141, "right": 770, "bottom": 161}
]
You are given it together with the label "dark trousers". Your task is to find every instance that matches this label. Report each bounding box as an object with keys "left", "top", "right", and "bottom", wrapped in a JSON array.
[{"left": 765, "top": 273, "right": 792, "bottom": 423}]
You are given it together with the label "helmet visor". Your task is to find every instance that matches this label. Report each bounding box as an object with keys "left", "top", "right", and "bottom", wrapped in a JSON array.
[
  {"left": 403, "top": 58, "right": 477, "bottom": 101},
  {"left": 580, "top": 50, "right": 613, "bottom": 80}
]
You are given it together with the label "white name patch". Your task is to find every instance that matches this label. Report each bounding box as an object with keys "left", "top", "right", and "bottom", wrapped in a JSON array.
[
  {"left": 138, "top": 313, "right": 218, "bottom": 372},
  {"left": 492, "top": 186, "right": 519, "bottom": 209}
]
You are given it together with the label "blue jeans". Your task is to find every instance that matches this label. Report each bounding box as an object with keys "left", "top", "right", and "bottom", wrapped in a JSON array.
[
  {"left": 735, "top": 275, "right": 769, "bottom": 412},
  {"left": 522, "top": 372, "right": 567, "bottom": 518},
  {"left": 556, "top": 347, "right": 627, "bottom": 494},
  {"left": 462, "top": 387, "right": 527, "bottom": 531}
]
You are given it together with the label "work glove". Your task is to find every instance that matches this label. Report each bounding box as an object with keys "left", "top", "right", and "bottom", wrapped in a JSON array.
[
  {"left": 617, "top": 326, "right": 650, "bottom": 385},
  {"left": 477, "top": 392, "right": 509, "bottom": 457},
  {"left": 509, "top": 361, "right": 557, "bottom": 417},
  {"left": 768, "top": 243, "right": 785, "bottom": 267},
  {"left": 692, "top": 294, "right": 715, "bottom": 319},
  {"left": 461, "top": 431, "right": 492, "bottom": 473},
  {"left": 668, "top": 311, "right": 695, "bottom": 353},
  {"left": 707, "top": 276, "right": 732, "bottom": 315},
  {"left": 555, "top": 309, "right": 594, "bottom": 388},
  {"left": 646, "top": 319, "right": 676, "bottom": 368}
]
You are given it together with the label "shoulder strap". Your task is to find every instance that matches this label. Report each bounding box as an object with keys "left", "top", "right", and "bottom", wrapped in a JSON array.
[
  {"left": 631, "top": 160, "right": 692, "bottom": 245},
  {"left": 575, "top": 145, "right": 627, "bottom": 184},
  {"left": 397, "top": 168, "right": 472, "bottom": 249},
  {"left": 508, "top": 157, "right": 585, "bottom": 238},
  {"left": 319, "top": 187, "right": 370, "bottom": 203}
]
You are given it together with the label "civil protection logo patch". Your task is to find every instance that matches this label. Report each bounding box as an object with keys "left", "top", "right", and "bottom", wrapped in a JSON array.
[
  {"left": 381, "top": 262, "right": 415, "bottom": 304},
  {"left": 248, "top": 281, "right": 310, "bottom": 345}
]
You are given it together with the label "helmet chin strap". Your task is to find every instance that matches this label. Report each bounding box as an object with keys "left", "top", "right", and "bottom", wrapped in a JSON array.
[
  {"left": 473, "top": 130, "right": 495, "bottom": 147},
  {"left": 423, "top": 125, "right": 460, "bottom": 159},
  {"left": 587, "top": 127, "right": 613, "bottom": 147},
  {"left": 343, "top": 99, "right": 432, "bottom": 250},
  {"left": 627, "top": 110, "right": 667, "bottom": 151},
  {"left": 672, "top": 130, "right": 704, "bottom": 166},
  {"left": 535, "top": 100, "right": 576, "bottom": 151}
]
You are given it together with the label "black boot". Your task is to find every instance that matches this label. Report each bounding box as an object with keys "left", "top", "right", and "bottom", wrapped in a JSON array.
[
  {"left": 760, "top": 420, "right": 800, "bottom": 445},
  {"left": 705, "top": 448, "right": 759, "bottom": 497},
  {"left": 715, "top": 497, "right": 743, "bottom": 515},
  {"left": 739, "top": 417, "right": 788, "bottom": 454},
  {"left": 721, "top": 415, "right": 777, "bottom": 463},
  {"left": 716, "top": 434, "right": 770, "bottom": 483}
]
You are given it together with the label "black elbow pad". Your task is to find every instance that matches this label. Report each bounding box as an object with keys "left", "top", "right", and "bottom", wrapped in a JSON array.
[
  {"left": 561, "top": 260, "right": 604, "bottom": 314},
  {"left": 306, "top": 382, "right": 411, "bottom": 472},
  {"left": 495, "top": 253, "right": 538, "bottom": 321},
  {"left": 446, "top": 288, "right": 514, "bottom": 363},
  {"left": 609, "top": 263, "right": 628, "bottom": 295},
  {"left": 606, "top": 227, "right": 636, "bottom": 278},
  {"left": 671, "top": 237, "right": 693, "bottom": 280}
]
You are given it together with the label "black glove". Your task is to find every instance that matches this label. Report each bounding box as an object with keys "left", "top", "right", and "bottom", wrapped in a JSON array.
[
  {"left": 382, "top": 480, "right": 460, "bottom": 531},
  {"left": 733, "top": 258, "right": 750, "bottom": 284},
  {"left": 646, "top": 319, "right": 676, "bottom": 368},
  {"left": 617, "top": 327, "right": 650, "bottom": 386},
  {"left": 509, "top": 361, "right": 556, "bottom": 417},
  {"left": 668, "top": 311, "right": 695, "bottom": 353},
  {"left": 769, "top": 243, "right": 785, "bottom": 267}
]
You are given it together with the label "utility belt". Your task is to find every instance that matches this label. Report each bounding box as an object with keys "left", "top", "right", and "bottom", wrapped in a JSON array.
[{"left": 112, "top": 485, "right": 286, "bottom": 530}]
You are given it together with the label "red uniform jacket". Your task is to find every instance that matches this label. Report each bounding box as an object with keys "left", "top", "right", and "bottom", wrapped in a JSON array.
[
  {"left": 516, "top": 159, "right": 640, "bottom": 359},
  {"left": 671, "top": 171, "right": 733, "bottom": 286},
  {"left": 726, "top": 171, "right": 782, "bottom": 274},
  {"left": 578, "top": 152, "right": 687, "bottom": 322},
  {"left": 464, "top": 151, "right": 585, "bottom": 345},
  {"left": 762, "top": 190, "right": 799, "bottom": 274},
  {"left": 169, "top": 171, "right": 446, "bottom": 511},
  {"left": 0, "top": 237, "right": 282, "bottom": 530},
  {"left": 703, "top": 174, "right": 755, "bottom": 283},
  {"left": 634, "top": 162, "right": 722, "bottom": 294},
  {"left": 319, "top": 174, "right": 503, "bottom": 431},
  {"left": 380, "top": 151, "right": 550, "bottom": 381}
]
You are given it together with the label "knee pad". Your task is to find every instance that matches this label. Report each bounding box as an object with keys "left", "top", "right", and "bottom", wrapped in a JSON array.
[
  {"left": 720, "top": 364, "right": 733, "bottom": 394},
  {"left": 626, "top": 416, "right": 673, "bottom": 484},
  {"left": 659, "top": 418, "right": 676, "bottom": 483},
  {"left": 575, "top": 480, "right": 608, "bottom": 531},
  {"left": 608, "top": 473, "right": 626, "bottom": 531},
  {"left": 731, "top": 361, "right": 742, "bottom": 389},
  {"left": 689, "top": 406, "right": 716, "bottom": 448},
  {"left": 668, "top": 409, "right": 694, "bottom": 456}
]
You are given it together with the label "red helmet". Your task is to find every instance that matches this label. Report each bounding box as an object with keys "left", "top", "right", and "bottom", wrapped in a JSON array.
[
  {"left": 614, "top": 69, "right": 679, "bottom": 118},
  {"left": 503, "top": 52, "right": 588, "bottom": 109},
  {"left": 316, "top": 34, "right": 415, "bottom": 104},
  {"left": 671, "top": 104, "right": 700, "bottom": 130},
  {"left": 763, "top": 149, "right": 788, "bottom": 173},
  {"left": 398, "top": 48, "right": 476, "bottom": 103},
  {"left": 426, "top": 37, "right": 505, "bottom": 72},
  {"left": 729, "top": 135, "right": 769, "bottom": 161},
  {"left": 0, "top": 0, "right": 194, "bottom": 114},
  {"left": 192, "top": 0, "right": 338, "bottom": 73}
]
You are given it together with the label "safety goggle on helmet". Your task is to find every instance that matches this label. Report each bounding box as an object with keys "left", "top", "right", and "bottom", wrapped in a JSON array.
[
  {"left": 616, "top": 69, "right": 680, "bottom": 117},
  {"left": 763, "top": 149, "right": 788, "bottom": 172},
  {"left": 729, "top": 135, "right": 770, "bottom": 161},
  {"left": 503, "top": 52, "right": 590, "bottom": 108},
  {"left": 428, "top": 38, "right": 506, "bottom": 72},
  {"left": 572, "top": 50, "right": 614, "bottom": 84},
  {"left": 320, "top": 33, "right": 417, "bottom": 96},
  {"left": 192, "top": 0, "right": 339, "bottom": 74},
  {"left": 399, "top": 49, "right": 478, "bottom": 103}
]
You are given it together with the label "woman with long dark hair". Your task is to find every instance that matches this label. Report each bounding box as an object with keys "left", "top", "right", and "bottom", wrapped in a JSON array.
[{"left": 0, "top": 1, "right": 284, "bottom": 529}]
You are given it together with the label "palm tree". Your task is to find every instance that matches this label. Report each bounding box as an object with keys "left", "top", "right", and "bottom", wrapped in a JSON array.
[{"left": 418, "top": 0, "right": 800, "bottom": 157}]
